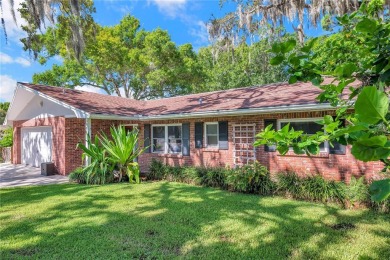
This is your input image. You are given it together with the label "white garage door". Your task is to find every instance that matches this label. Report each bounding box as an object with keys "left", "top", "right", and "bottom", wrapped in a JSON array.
[{"left": 21, "top": 127, "right": 52, "bottom": 167}]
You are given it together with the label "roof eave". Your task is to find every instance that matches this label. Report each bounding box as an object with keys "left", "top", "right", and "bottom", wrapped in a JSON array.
[{"left": 89, "top": 103, "right": 335, "bottom": 121}]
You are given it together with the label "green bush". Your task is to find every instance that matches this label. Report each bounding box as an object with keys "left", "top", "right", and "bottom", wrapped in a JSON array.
[
  {"left": 200, "top": 167, "right": 228, "bottom": 189},
  {"left": 0, "top": 127, "right": 13, "bottom": 147},
  {"left": 343, "top": 176, "right": 369, "bottom": 208},
  {"left": 301, "top": 175, "right": 344, "bottom": 203},
  {"left": 226, "top": 162, "right": 275, "bottom": 195},
  {"left": 69, "top": 167, "right": 114, "bottom": 184},
  {"left": 277, "top": 172, "right": 305, "bottom": 199},
  {"left": 277, "top": 172, "right": 344, "bottom": 203},
  {"left": 148, "top": 159, "right": 167, "bottom": 180}
]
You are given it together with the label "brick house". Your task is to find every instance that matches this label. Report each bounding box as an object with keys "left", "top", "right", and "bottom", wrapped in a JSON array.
[{"left": 5, "top": 81, "right": 383, "bottom": 181}]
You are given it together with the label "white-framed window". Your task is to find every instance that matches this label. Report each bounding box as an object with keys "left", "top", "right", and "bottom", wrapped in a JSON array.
[
  {"left": 278, "top": 118, "right": 328, "bottom": 152},
  {"left": 152, "top": 124, "right": 182, "bottom": 154},
  {"left": 205, "top": 122, "right": 219, "bottom": 148}
]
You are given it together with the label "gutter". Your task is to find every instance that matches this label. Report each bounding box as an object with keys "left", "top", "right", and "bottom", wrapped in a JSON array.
[{"left": 89, "top": 103, "right": 335, "bottom": 121}]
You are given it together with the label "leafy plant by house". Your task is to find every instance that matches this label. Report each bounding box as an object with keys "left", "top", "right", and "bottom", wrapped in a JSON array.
[
  {"left": 255, "top": 2, "right": 390, "bottom": 202},
  {"left": 77, "top": 135, "right": 114, "bottom": 185},
  {"left": 226, "top": 162, "right": 275, "bottom": 195},
  {"left": 99, "top": 126, "right": 146, "bottom": 183}
]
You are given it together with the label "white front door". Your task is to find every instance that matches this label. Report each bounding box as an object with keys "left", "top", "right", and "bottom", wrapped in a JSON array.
[{"left": 21, "top": 127, "right": 52, "bottom": 167}]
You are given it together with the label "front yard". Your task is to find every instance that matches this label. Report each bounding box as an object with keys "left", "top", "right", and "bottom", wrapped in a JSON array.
[{"left": 1, "top": 182, "right": 389, "bottom": 259}]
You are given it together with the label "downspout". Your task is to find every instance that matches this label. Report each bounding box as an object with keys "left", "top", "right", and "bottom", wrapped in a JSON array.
[{"left": 85, "top": 118, "right": 91, "bottom": 166}]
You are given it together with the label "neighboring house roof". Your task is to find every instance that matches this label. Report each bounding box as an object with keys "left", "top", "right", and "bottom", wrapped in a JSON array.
[{"left": 19, "top": 78, "right": 358, "bottom": 119}]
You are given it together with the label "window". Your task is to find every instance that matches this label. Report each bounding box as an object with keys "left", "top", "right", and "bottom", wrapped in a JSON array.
[
  {"left": 205, "top": 122, "right": 218, "bottom": 147},
  {"left": 152, "top": 125, "right": 182, "bottom": 154},
  {"left": 278, "top": 119, "right": 328, "bottom": 152},
  {"left": 168, "top": 125, "right": 182, "bottom": 153},
  {"left": 152, "top": 126, "right": 165, "bottom": 153}
]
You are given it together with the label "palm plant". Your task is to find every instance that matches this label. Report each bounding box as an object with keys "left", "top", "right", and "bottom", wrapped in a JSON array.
[
  {"left": 77, "top": 135, "right": 114, "bottom": 184},
  {"left": 99, "top": 126, "right": 146, "bottom": 183}
]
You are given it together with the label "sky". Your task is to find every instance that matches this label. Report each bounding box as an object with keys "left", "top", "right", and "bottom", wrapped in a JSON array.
[{"left": 0, "top": 0, "right": 326, "bottom": 103}]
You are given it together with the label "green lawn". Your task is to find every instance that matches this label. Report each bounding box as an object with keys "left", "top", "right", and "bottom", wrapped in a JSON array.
[{"left": 0, "top": 182, "right": 389, "bottom": 259}]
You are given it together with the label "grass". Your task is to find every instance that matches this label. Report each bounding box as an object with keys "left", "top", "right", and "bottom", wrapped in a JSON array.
[{"left": 0, "top": 182, "right": 389, "bottom": 259}]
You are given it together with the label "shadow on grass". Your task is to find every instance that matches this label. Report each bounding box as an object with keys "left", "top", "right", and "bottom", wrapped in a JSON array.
[{"left": 0, "top": 182, "right": 389, "bottom": 259}]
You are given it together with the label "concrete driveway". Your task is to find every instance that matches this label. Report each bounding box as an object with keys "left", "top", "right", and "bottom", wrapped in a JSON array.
[{"left": 0, "top": 163, "right": 68, "bottom": 188}]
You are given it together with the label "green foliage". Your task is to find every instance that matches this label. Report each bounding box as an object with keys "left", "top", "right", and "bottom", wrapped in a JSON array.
[
  {"left": 77, "top": 136, "right": 114, "bottom": 185},
  {"left": 32, "top": 15, "right": 202, "bottom": 99},
  {"left": 99, "top": 126, "right": 145, "bottom": 183},
  {"left": 0, "top": 102, "right": 10, "bottom": 125},
  {"left": 344, "top": 177, "right": 370, "bottom": 208},
  {"left": 255, "top": 3, "right": 390, "bottom": 202},
  {"left": 195, "top": 39, "right": 289, "bottom": 93},
  {"left": 0, "top": 127, "right": 13, "bottom": 147},
  {"left": 226, "top": 162, "right": 275, "bottom": 195},
  {"left": 147, "top": 159, "right": 167, "bottom": 180},
  {"left": 68, "top": 167, "right": 114, "bottom": 185},
  {"left": 277, "top": 173, "right": 344, "bottom": 203},
  {"left": 200, "top": 167, "right": 228, "bottom": 188}
]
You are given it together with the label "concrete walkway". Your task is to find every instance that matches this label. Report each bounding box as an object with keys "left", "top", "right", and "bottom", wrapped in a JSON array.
[{"left": 0, "top": 163, "right": 68, "bottom": 188}]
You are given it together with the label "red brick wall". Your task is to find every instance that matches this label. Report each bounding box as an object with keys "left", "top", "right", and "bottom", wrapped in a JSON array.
[
  {"left": 136, "top": 111, "right": 383, "bottom": 182},
  {"left": 64, "top": 118, "right": 85, "bottom": 174},
  {"left": 12, "top": 112, "right": 383, "bottom": 180},
  {"left": 12, "top": 116, "right": 66, "bottom": 174}
]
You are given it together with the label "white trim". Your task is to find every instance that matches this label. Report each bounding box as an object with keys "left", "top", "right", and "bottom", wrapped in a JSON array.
[
  {"left": 18, "top": 83, "right": 90, "bottom": 119},
  {"left": 85, "top": 118, "right": 92, "bottom": 166},
  {"left": 151, "top": 124, "right": 183, "bottom": 154},
  {"left": 277, "top": 117, "right": 329, "bottom": 152},
  {"left": 88, "top": 103, "right": 335, "bottom": 121},
  {"left": 204, "top": 122, "right": 219, "bottom": 148}
]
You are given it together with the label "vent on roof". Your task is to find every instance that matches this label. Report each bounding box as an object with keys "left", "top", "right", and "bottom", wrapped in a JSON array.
[{"left": 198, "top": 98, "right": 202, "bottom": 105}]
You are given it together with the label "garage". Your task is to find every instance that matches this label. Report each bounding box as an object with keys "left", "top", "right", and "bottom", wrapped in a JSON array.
[{"left": 21, "top": 127, "right": 53, "bottom": 167}]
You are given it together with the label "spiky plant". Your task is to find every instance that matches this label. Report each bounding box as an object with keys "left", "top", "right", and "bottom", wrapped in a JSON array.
[{"left": 99, "top": 126, "right": 146, "bottom": 183}]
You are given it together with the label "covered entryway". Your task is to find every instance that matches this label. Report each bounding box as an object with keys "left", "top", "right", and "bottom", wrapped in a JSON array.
[{"left": 21, "top": 127, "right": 53, "bottom": 167}]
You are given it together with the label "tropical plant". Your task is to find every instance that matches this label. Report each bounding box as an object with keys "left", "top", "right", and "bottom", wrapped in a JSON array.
[
  {"left": 77, "top": 135, "right": 114, "bottom": 184},
  {"left": 255, "top": 2, "right": 390, "bottom": 202},
  {"left": 99, "top": 126, "right": 146, "bottom": 183}
]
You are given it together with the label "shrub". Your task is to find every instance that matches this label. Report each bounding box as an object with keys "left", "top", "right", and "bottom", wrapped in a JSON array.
[
  {"left": 181, "top": 167, "right": 201, "bottom": 185},
  {"left": 0, "top": 127, "right": 13, "bottom": 147},
  {"left": 226, "top": 162, "right": 275, "bottom": 195},
  {"left": 301, "top": 175, "right": 344, "bottom": 203},
  {"left": 277, "top": 172, "right": 344, "bottom": 203},
  {"left": 69, "top": 167, "right": 114, "bottom": 184},
  {"left": 277, "top": 172, "right": 305, "bottom": 199},
  {"left": 343, "top": 176, "right": 369, "bottom": 208},
  {"left": 148, "top": 159, "right": 167, "bottom": 180},
  {"left": 200, "top": 167, "right": 228, "bottom": 189}
]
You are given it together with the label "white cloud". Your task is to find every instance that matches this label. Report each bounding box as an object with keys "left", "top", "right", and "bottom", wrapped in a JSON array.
[
  {"left": 189, "top": 20, "right": 209, "bottom": 46},
  {"left": 15, "top": 57, "right": 31, "bottom": 67},
  {"left": 149, "top": 0, "right": 187, "bottom": 18},
  {"left": 0, "top": 75, "right": 17, "bottom": 102},
  {"left": 0, "top": 0, "right": 27, "bottom": 43},
  {"left": 0, "top": 52, "right": 31, "bottom": 67},
  {"left": 74, "top": 85, "right": 106, "bottom": 95},
  {"left": 0, "top": 52, "right": 13, "bottom": 63}
]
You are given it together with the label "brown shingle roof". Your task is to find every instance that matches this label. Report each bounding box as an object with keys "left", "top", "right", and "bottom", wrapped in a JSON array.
[{"left": 19, "top": 79, "right": 358, "bottom": 117}]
